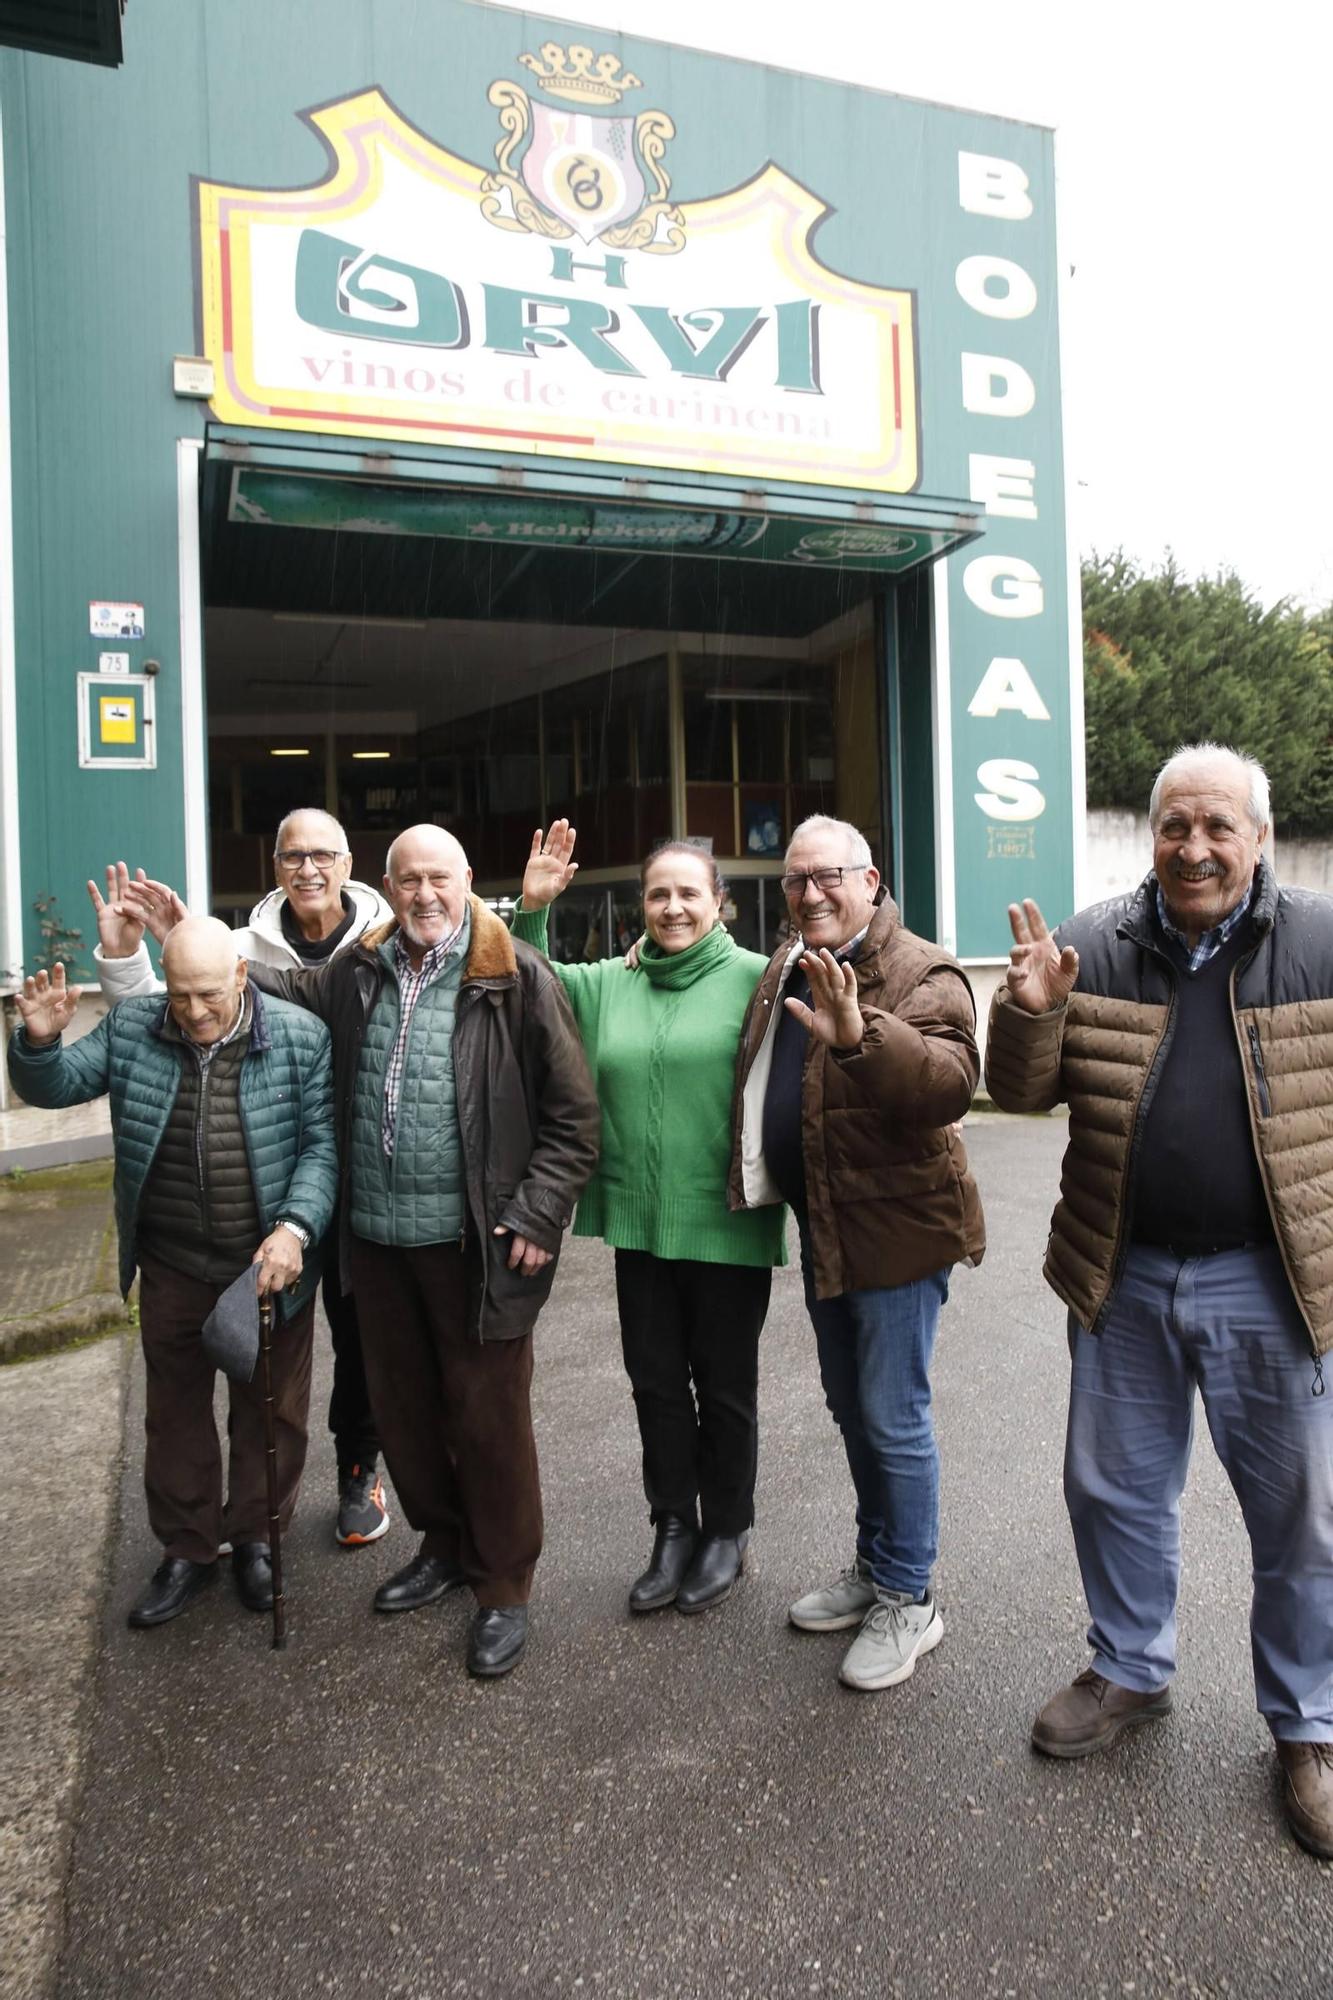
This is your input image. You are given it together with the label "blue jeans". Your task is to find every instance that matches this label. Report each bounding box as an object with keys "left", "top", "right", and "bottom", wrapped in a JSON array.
[
  {"left": 800, "top": 1235, "right": 949, "bottom": 1600},
  {"left": 1065, "top": 1243, "right": 1333, "bottom": 1740}
]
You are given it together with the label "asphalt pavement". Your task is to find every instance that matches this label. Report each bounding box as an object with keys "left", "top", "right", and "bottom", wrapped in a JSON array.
[{"left": 28, "top": 1116, "right": 1333, "bottom": 1997}]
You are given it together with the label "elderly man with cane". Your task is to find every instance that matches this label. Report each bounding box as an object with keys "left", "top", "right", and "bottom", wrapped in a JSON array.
[
  {"left": 985, "top": 742, "right": 1333, "bottom": 1861},
  {"left": 7, "top": 918, "right": 337, "bottom": 1628},
  {"left": 92, "top": 811, "right": 394, "bottom": 1550},
  {"left": 129, "top": 825, "right": 601, "bottom": 1678}
]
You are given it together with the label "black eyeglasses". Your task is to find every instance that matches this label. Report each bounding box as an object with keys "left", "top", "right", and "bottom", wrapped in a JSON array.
[
  {"left": 274, "top": 848, "right": 346, "bottom": 870},
  {"left": 779, "top": 866, "right": 858, "bottom": 896}
]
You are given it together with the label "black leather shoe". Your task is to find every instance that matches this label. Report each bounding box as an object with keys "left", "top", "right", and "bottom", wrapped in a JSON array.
[
  {"left": 233, "top": 1541, "right": 274, "bottom": 1613},
  {"left": 466, "top": 1605, "right": 529, "bottom": 1677},
  {"left": 629, "top": 1515, "right": 699, "bottom": 1613},
  {"left": 676, "top": 1531, "right": 749, "bottom": 1615},
  {"left": 373, "top": 1553, "right": 466, "bottom": 1614},
  {"left": 128, "top": 1556, "right": 217, "bottom": 1628}
]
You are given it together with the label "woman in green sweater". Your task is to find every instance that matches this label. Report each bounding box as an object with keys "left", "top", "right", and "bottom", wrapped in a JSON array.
[{"left": 514, "top": 822, "right": 786, "bottom": 1616}]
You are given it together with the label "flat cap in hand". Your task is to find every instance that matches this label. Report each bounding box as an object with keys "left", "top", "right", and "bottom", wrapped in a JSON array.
[{"left": 201, "top": 1264, "right": 260, "bottom": 1382}]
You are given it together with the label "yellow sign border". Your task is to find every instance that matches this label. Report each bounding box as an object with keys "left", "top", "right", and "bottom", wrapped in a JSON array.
[{"left": 196, "top": 88, "right": 918, "bottom": 493}]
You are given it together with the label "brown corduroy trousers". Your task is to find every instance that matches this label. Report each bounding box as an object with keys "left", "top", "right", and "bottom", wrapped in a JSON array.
[
  {"left": 137, "top": 1251, "right": 315, "bottom": 1565},
  {"left": 347, "top": 1234, "right": 542, "bottom": 1607}
]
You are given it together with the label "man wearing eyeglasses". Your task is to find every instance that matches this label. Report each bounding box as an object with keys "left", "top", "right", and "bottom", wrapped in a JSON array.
[
  {"left": 90, "top": 809, "right": 393, "bottom": 1550},
  {"left": 728, "top": 814, "right": 985, "bottom": 1692}
]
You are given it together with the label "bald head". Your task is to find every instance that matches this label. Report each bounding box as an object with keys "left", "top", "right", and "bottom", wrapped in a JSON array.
[
  {"left": 162, "top": 916, "right": 238, "bottom": 981},
  {"left": 162, "top": 918, "right": 246, "bottom": 1045},
  {"left": 384, "top": 824, "right": 472, "bottom": 964},
  {"left": 385, "top": 824, "right": 469, "bottom": 881}
]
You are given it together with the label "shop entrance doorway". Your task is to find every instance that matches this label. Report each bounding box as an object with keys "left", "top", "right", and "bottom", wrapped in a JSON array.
[{"left": 194, "top": 447, "right": 967, "bottom": 957}]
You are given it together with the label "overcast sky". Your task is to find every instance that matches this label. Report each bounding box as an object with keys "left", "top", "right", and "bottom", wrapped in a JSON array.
[{"left": 498, "top": 0, "right": 1331, "bottom": 610}]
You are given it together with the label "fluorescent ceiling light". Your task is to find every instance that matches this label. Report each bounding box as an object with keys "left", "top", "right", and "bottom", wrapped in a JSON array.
[
  {"left": 271, "top": 613, "right": 427, "bottom": 630},
  {"left": 269, "top": 747, "right": 311, "bottom": 757},
  {"left": 245, "top": 678, "right": 373, "bottom": 693},
  {"left": 702, "top": 687, "right": 816, "bottom": 704},
  {"left": 352, "top": 750, "right": 392, "bottom": 760}
]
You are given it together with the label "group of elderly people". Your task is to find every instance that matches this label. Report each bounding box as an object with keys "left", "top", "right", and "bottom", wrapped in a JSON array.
[{"left": 7, "top": 741, "right": 1332, "bottom": 1860}]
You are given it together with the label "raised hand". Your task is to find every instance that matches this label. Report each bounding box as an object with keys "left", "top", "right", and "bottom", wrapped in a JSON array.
[
  {"left": 1005, "top": 899, "right": 1079, "bottom": 1015},
  {"left": 15, "top": 964, "right": 82, "bottom": 1044},
  {"left": 87, "top": 863, "right": 147, "bottom": 959},
  {"left": 120, "top": 874, "right": 188, "bottom": 946},
  {"left": 521, "top": 820, "right": 579, "bottom": 911},
  {"left": 784, "top": 948, "right": 864, "bottom": 1050}
]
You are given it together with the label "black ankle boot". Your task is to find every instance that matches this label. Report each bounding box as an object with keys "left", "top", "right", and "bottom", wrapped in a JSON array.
[
  {"left": 629, "top": 1515, "right": 699, "bottom": 1613},
  {"left": 676, "top": 1530, "right": 749, "bottom": 1614}
]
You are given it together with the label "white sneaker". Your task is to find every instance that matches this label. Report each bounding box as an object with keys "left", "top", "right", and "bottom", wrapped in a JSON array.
[
  {"left": 789, "top": 1561, "right": 877, "bottom": 1632},
  {"left": 838, "top": 1590, "right": 943, "bottom": 1690}
]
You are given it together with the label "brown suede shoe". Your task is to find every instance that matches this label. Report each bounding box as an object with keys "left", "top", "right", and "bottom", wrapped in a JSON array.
[
  {"left": 1032, "top": 1667, "right": 1173, "bottom": 1758},
  {"left": 1276, "top": 1742, "right": 1333, "bottom": 1860}
]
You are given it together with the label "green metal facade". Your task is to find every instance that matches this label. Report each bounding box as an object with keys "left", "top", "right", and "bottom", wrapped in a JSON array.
[{"left": 0, "top": 0, "right": 1073, "bottom": 969}]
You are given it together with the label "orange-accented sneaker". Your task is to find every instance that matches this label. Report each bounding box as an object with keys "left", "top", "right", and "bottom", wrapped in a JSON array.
[{"left": 336, "top": 1464, "right": 390, "bottom": 1546}]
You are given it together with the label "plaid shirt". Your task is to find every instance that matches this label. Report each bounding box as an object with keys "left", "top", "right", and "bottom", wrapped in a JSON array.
[
  {"left": 381, "top": 920, "right": 467, "bottom": 1157},
  {"left": 1155, "top": 877, "right": 1255, "bottom": 973}
]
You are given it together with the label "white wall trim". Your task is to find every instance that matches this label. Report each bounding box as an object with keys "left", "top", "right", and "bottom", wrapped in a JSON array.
[
  {"left": 0, "top": 107, "right": 22, "bottom": 986},
  {"left": 930, "top": 559, "right": 957, "bottom": 952},
  {"left": 1053, "top": 128, "right": 1087, "bottom": 916},
  {"left": 176, "top": 438, "right": 208, "bottom": 912}
]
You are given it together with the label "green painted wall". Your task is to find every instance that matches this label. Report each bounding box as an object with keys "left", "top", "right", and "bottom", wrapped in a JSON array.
[{"left": 1, "top": 0, "right": 1070, "bottom": 965}]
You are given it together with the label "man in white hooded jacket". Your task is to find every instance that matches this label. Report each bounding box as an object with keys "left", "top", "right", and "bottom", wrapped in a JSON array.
[{"left": 91, "top": 808, "right": 394, "bottom": 1548}]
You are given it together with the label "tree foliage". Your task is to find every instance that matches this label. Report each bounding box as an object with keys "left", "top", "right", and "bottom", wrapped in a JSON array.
[{"left": 1082, "top": 553, "right": 1333, "bottom": 833}]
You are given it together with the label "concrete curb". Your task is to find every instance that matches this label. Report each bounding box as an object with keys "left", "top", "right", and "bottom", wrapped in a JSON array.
[{"left": 0, "top": 1294, "right": 133, "bottom": 1365}]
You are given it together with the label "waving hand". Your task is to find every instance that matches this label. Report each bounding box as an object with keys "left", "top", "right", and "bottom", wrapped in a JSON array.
[{"left": 1005, "top": 899, "right": 1079, "bottom": 1015}]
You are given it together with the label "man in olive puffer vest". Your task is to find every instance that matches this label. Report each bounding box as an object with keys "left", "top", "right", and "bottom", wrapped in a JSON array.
[
  {"left": 8, "top": 919, "right": 337, "bottom": 1630},
  {"left": 986, "top": 743, "right": 1333, "bottom": 1861},
  {"left": 246, "top": 825, "right": 600, "bottom": 1680}
]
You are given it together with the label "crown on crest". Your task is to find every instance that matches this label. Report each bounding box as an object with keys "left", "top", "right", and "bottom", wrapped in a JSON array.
[{"left": 519, "top": 43, "right": 642, "bottom": 106}]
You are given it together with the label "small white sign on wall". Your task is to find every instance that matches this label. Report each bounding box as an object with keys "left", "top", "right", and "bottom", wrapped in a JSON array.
[{"left": 89, "top": 601, "right": 145, "bottom": 641}]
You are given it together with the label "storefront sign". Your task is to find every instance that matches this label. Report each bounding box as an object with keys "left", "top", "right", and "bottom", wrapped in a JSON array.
[
  {"left": 225, "top": 468, "right": 970, "bottom": 573},
  {"left": 196, "top": 52, "right": 919, "bottom": 492},
  {"left": 943, "top": 148, "right": 1075, "bottom": 957}
]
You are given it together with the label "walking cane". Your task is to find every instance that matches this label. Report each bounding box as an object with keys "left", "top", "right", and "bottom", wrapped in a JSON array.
[{"left": 257, "top": 1294, "right": 288, "bottom": 1650}]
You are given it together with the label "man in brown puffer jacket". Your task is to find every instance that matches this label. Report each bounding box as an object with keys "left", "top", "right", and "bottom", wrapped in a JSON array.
[
  {"left": 986, "top": 742, "right": 1333, "bottom": 1862},
  {"left": 728, "top": 814, "right": 984, "bottom": 1695}
]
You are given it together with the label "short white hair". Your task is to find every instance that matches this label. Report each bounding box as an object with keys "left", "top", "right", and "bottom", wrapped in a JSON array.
[
  {"left": 786, "top": 814, "right": 873, "bottom": 869},
  {"left": 1148, "top": 743, "right": 1270, "bottom": 833},
  {"left": 274, "top": 807, "right": 349, "bottom": 854}
]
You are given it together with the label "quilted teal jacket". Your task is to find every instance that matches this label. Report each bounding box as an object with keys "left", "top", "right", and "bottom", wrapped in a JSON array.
[{"left": 6, "top": 987, "right": 337, "bottom": 1317}]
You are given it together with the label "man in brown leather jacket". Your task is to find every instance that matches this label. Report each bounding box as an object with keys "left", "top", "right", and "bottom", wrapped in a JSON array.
[
  {"left": 986, "top": 743, "right": 1333, "bottom": 1862},
  {"left": 728, "top": 814, "right": 984, "bottom": 1693}
]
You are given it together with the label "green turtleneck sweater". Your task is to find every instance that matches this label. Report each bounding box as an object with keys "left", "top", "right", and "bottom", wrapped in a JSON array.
[{"left": 510, "top": 906, "right": 786, "bottom": 1268}]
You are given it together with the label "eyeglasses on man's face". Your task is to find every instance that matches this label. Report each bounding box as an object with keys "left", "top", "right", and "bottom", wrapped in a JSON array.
[
  {"left": 274, "top": 848, "right": 346, "bottom": 870},
  {"left": 779, "top": 866, "right": 860, "bottom": 897}
]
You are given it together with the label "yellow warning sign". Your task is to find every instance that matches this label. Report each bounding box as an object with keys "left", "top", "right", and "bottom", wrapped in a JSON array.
[{"left": 99, "top": 696, "right": 136, "bottom": 744}]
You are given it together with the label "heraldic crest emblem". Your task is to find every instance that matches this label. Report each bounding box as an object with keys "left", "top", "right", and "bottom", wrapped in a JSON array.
[{"left": 481, "top": 43, "right": 685, "bottom": 254}]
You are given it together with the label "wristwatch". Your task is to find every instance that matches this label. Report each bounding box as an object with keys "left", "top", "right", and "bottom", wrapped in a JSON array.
[{"left": 276, "top": 1218, "right": 311, "bottom": 1249}]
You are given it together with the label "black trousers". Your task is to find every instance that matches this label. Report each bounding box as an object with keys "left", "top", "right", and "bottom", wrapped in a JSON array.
[
  {"left": 324, "top": 1263, "right": 378, "bottom": 1473},
  {"left": 614, "top": 1250, "right": 772, "bottom": 1538}
]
